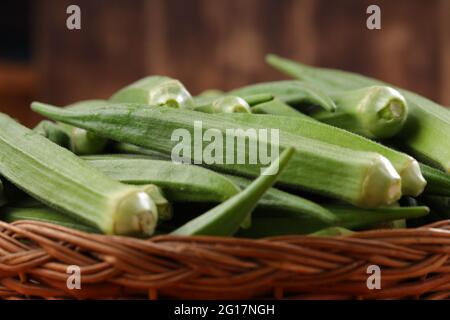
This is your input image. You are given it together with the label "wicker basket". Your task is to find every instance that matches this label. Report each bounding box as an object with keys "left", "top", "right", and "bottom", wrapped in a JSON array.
[{"left": 0, "top": 219, "right": 450, "bottom": 300}]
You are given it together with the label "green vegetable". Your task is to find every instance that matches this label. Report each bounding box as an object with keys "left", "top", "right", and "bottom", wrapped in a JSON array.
[
  {"left": 309, "top": 86, "right": 408, "bottom": 139},
  {"left": 83, "top": 155, "right": 337, "bottom": 223},
  {"left": 171, "top": 147, "right": 293, "bottom": 236},
  {"left": 266, "top": 54, "right": 450, "bottom": 172},
  {"left": 110, "top": 76, "right": 195, "bottom": 109},
  {"left": 33, "top": 120, "right": 71, "bottom": 148},
  {"left": 32, "top": 102, "right": 403, "bottom": 208},
  {"left": 113, "top": 143, "right": 171, "bottom": 160},
  {"left": 420, "top": 163, "right": 450, "bottom": 197},
  {"left": 60, "top": 100, "right": 109, "bottom": 155},
  {"left": 251, "top": 98, "right": 312, "bottom": 119},
  {"left": 84, "top": 156, "right": 241, "bottom": 203},
  {"left": 229, "top": 80, "right": 337, "bottom": 112},
  {"left": 215, "top": 112, "right": 426, "bottom": 197},
  {"left": 0, "top": 113, "right": 159, "bottom": 236},
  {"left": 1, "top": 206, "right": 99, "bottom": 233},
  {"left": 194, "top": 96, "right": 252, "bottom": 114},
  {"left": 239, "top": 205, "right": 429, "bottom": 238}
]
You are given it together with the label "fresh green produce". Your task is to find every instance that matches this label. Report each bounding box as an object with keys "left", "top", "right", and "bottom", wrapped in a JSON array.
[
  {"left": 309, "top": 86, "right": 408, "bottom": 139},
  {"left": 84, "top": 156, "right": 241, "bottom": 202},
  {"left": 171, "top": 147, "right": 293, "bottom": 236},
  {"left": 420, "top": 163, "right": 450, "bottom": 197},
  {"left": 83, "top": 156, "right": 337, "bottom": 223},
  {"left": 110, "top": 76, "right": 195, "bottom": 109},
  {"left": 215, "top": 112, "right": 426, "bottom": 197},
  {"left": 229, "top": 80, "right": 337, "bottom": 112},
  {"left": 1, "top": 206, "right": 99, "bottom": 233},
  {"left": 56, "top": 100, "right": 109, "bottom": 155},
  {"left": 239, "top": 205, "right": 429, "bottom": 238},
  {"left": 33, "top": 120, "right": 71, "bottom": 148},
  {"left": 32, "top": 102, "right": 403, "bottom": 208},
  {"left": 113, "top": 143, "right": 171, "bottom": 160},
  {"left": 0, "top": 113, "right": 160, "bottom": 236},
  {"left": 251, "top": 98, "right": 312, "bottom": 118},
  {"left": 194, "top": 96, "right": 252, "bottom": 114},
  {"left": 266, "top": 54, "right": 450, "bottom": 172}
]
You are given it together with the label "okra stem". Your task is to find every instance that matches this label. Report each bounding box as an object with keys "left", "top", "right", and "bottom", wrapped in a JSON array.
[{"left": 420, "top": 163, "right": 450, "bottom": 197}]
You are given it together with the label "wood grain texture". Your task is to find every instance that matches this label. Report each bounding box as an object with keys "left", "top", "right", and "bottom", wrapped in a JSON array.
[{"left": 20, "top": 0, "right": 450, "bottom": 125}]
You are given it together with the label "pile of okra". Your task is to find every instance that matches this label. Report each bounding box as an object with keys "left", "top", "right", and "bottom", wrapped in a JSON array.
[{"left": 1, "top": 54, "right": 450, "bottom": 238}]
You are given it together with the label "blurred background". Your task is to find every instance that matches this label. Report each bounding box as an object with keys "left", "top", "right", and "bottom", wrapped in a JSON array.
[{"left": 1, "top": 0, "right": 449, "bottom": 126}]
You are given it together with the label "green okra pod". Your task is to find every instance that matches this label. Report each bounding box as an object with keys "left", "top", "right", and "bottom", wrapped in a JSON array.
[
  {"left": 0, "top": 113, "right": 159, "bottom": 236},
  {"left": 32, "top": 102, "right": 403, "bottom": 208},
  {"left": 229, "top": 80, "right": 336, "bottom": 112},
  {"left": 110, "top": 76, "right": 195, "bottom": 110},
  {"left": 309, "top": 86, "right": 408, "bottom": 139},
  {"left": 33, "top": 120, "right": 71, "bottom": 148},
  {"left": 251, "top": 98, "right": 312, "bottom": 119},
  {"left": 238, "top": 205, "right": 429, "bottom": 238},
  {"left": 83, "top": 155, "right": 337, "bottom": 223},
  {"left": 216, "top": 112, "right": 426, "bottom": 197},
  {"left": 171, "top": 147, "right": 294, "bottom": 236},
  {"left": 194, "top": 96, "right": 252, "bottom": 114},
  {"left": 266, "top": 54, "right": 450, "bottom": 172},
  {"left": 1, "top": 206, "right": 99, "bottom": 233},
  {"left": 420, "top": 163, "right": 450, "bottom": 197}
]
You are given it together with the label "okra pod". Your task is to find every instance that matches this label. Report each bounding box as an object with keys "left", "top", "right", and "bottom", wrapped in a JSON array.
[
  {"left": 238, "top": 205, "right": 429, "bottom": 237},
  {"left": 251, "top": 99, "right": 312, "bottom": 119},
  {"left": 194, "top": 96, "right": 252, "bottom": 114},
  {"left": 33, "top": 102, "right": 402, "bottom": 208},
  {"left": 0, "top": 113, "right": 159, "bottom": 236},
  {"left": 310, "top": 86, "right": 408, "bottom": 139},
  {"left": 83, "top": 156, "right": 337, "bottom": 223},
  {"left": 1, "top": 206, "right": 99, "bottom": 233},
  {"left": 110, "top": 76, "right": 195, "bottom": 110},
  {"left": 216, "top": 112, "right": 426, "bottom": 197},
  {"left": 420, "top": 163, "right": 450, "bottom": 197},
  {"left": 266, "top": 54, "right": 450, "bottom": 172},
  {"left": 33, "top": 120, "right": 71, "bottom": 148},
  {"left": 172, "top": 148, "right": 294, "bottom": 236},
  {"left": 229, "top": 80, "right": 337, "bottom": 112}
]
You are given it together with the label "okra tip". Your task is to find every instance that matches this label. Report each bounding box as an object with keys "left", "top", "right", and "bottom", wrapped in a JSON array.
[
  {"left": 114, "top": 191, "right": 158, "bottom": 236},
  {"left": 362, "top": 86, "right": 408, "bottom": 138},
  {"left": 400, "top": 159, "right": 427, "bottom": 197},
  {"left": 359, "top": 155, "right": 402, "bottom": 208}
]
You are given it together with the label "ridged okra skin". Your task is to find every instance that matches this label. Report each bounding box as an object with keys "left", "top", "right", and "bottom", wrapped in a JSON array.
[
  {"left": 266, "top": 54, "right": 450, "bottom": 173},
  {"left": 33, "top": 102, "right": 402, "bottom": 208},
  {"left": 172, "top": 148, "right": 294, "bottom": 236},
  {"left": 238, "top": 205, "right": 429, "bottom": 237},
  {"left": 83, "top": 156, "right": 337, "bottom": 223},
  {"left": 110, "top": 76, "right": 195, "bottom": 110},
  {"left": 0, "top": 113, "right": 158, "bottom": 236},
  {"left": 214, "top": 112, "right": 426, "bottom": 197},
  {"left": 229, "top": 80, "right": 336, "bottom": 112}
]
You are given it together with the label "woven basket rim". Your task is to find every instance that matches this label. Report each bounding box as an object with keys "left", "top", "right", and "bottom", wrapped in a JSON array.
[{"left": 1, "top": 219, "right": 450, "bottom": 300}]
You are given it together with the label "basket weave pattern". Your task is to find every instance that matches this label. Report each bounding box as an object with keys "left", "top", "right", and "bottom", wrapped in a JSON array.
[{"left": 1, "top": 220, "right": 450, "bottom": 300}]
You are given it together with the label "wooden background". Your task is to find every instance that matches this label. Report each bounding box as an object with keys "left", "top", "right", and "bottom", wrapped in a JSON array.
[{"left": 1, "top": 0, "right": 449, "bottom": 126}]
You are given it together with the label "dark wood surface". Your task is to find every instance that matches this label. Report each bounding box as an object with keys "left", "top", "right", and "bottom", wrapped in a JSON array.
[{"left": 1, "top": 0, "right": 449, "bottom": 125}]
